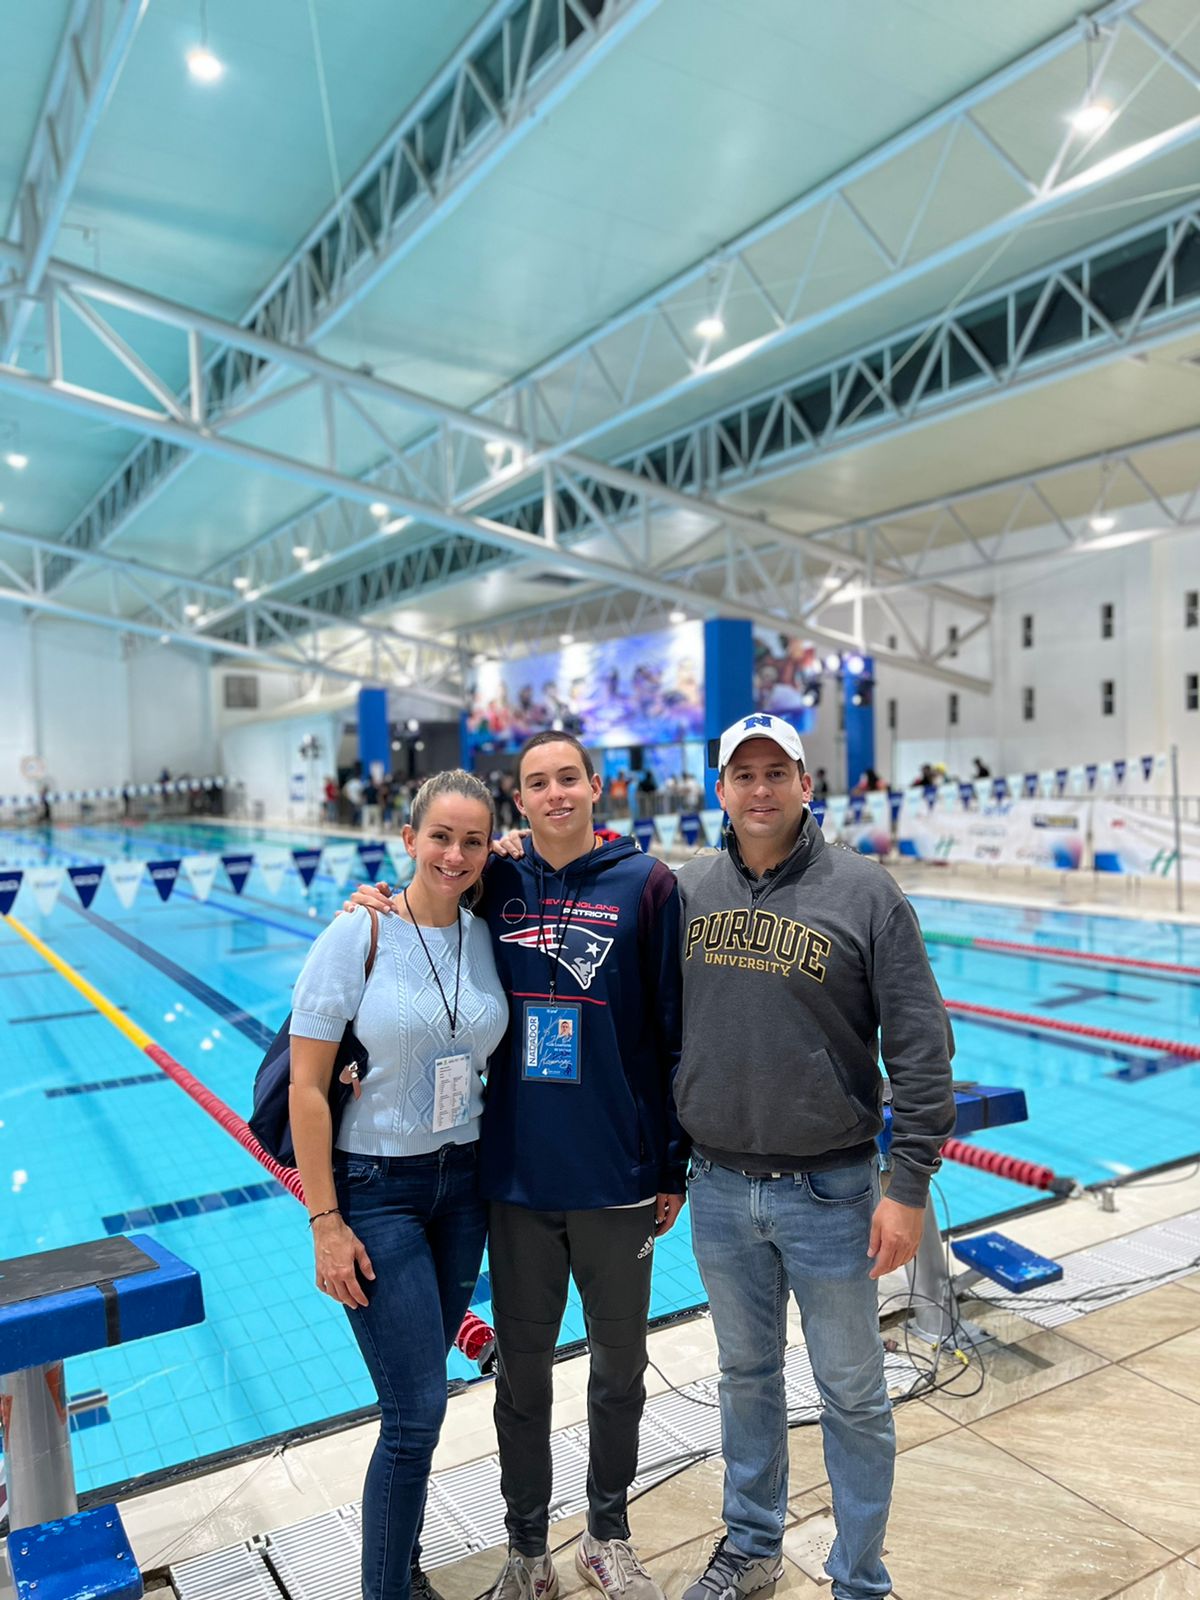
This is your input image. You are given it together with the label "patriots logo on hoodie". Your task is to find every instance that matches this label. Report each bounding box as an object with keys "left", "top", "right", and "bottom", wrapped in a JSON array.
[{"left": 500, "top": 923, "right": 615, "bottom": 991}]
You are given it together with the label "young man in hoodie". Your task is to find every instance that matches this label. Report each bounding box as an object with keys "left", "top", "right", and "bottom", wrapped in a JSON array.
[
  {"left": 676, "top": 713, "right": 955, "bottom": 1600},
  {"left": 349, "top": 734, "right": 687, "bottom": 1600}
]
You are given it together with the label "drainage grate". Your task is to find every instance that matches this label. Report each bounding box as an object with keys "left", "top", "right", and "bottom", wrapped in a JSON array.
[
  {"left": 264, "top": 1508, "right": 362, "bottom": 1600},
  {"left": 170, "top": 1544, "right": 279, "bottom": 1600}
]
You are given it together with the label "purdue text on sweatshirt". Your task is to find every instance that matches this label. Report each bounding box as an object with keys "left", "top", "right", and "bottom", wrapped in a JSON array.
[
  {"left": 674, "top": 812, "right": 955, "bottom": 1209},
  {"left": 478, "top": 835, "right": 689, "bottom": 1211}
]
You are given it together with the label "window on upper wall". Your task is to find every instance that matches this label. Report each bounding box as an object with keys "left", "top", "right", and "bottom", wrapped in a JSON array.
[
  {"left": 1022, "top": 686, "right": 1035, "bottom": 721},
  {"left": 948, "top": 693, "right": 959, "bottom": 725},
  {"left": 223, "top": 674, "right": 259, "bottom": 710},
  {"left": 1021, "top": 614, "right": 1033, "bottom": 648},
  {"left": 887, "top": 697, "right": 897, "bottom": 731},
  {"left": 1101, "top": 602, "right": 1114, "bottom": 640},
  {"left": 1188, "top": 673, "right": 1199, "bottom": 713},
  {"left": 886, "top": 634, "right": 898, "bottom": 652},
  {"left": 1101, "top": 679, "right": 1115, "bottom": 716},
  {"left": 1186, "top": 590, "right": 1198, "bottom": 629},
  {"left": 947, "top": 624, "right": 959, "bottom": 658}
]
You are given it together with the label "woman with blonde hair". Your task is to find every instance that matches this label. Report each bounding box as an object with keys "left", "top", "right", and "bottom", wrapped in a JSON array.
[{"left": 289, "top": 769, "right": 507, "bottom": 1600}]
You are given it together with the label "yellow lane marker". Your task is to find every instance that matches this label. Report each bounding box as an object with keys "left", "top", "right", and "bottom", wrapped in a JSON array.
[{"left": 5, "top": 913, "right": 154, "bottom": 1052}]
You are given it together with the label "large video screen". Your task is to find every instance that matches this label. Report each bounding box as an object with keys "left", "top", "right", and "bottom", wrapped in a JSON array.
[{"left": 467, "top": 623, "right": 705, "bottom": 754}]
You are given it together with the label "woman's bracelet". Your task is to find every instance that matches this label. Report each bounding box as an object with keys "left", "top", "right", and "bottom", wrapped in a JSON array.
[{"left": 308, "top": 1207, "right": 341, "bottom": 1227}]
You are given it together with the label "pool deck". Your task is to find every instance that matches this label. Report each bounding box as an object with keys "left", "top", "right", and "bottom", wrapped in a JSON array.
[{"left": 122, "top": 1157, "right": 1200, "bottom": 1600}]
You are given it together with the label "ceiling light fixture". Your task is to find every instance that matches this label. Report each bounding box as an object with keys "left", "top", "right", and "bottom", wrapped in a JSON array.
[
  {"left": 4, "top": 452, "right": 28, "bottom": 471},
  {"left": 369, "top": 502, "right": 388, "bottom": 518},
  {"left": 695, "top": 315, "right": 725, "bottom": 342},
  {"left": 292, "top": 544, "right": 309, "bottom": 560},
  {"left": 1070, "top": 99, "right": 1113, "bottom": 134},
  {"left": 558, "top": 632, "right": 574, "bottom": 645},
  {"left": 186, "top": 0, "right": 223, "bottom": 81},
  {"left": 484, "top": 440, "right": 507, "bottom": 464},
  {"left": 846, "top": 653, "right": 866, "bottom": 675},
  {"left": 668, "top": 609, "right": 687, "bottom": 625},
  {"left": 233, "top": 575, "right": 250, "bottom": 590},
  {"left": 303, "top": 557, "right": 322, "bottom": 573},
  {"left": 1089, "top": 513, "right": 1116, "bottom": 533},
  {"left": 184, "top": 603, "right": 201, "bottom": 618},
  {"left": 824, "top": 652, "right": 841, "bottom": 673}
]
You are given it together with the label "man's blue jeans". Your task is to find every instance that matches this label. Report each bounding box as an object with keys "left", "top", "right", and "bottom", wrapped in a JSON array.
[
  {"left": 335, "top": 1143, "right": 487, "bottom": 1600},
  {"left": 688, "top": 1156, "right": 894, "bottom": 1600}
]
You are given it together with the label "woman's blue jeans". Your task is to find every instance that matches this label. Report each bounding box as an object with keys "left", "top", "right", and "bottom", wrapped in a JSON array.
[
  {"left": 334, "top": 1143, "right": 487, "bottom": 1600},
  {"left": 688, "top": 1155, "right": 895, "bottom": 1600}
]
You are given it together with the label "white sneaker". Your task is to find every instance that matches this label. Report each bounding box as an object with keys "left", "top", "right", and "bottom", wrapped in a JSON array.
[
  {"left": 575, "top": 1532, "right": 665, "bottom": 1600},
  {"left": 485, "top": 1551, "right": 559, "bottom": 1600}
]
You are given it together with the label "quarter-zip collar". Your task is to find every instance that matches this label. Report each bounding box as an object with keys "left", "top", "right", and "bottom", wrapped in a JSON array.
[{"left": 726, "top": 807, "right": 825, "bottom": 901}]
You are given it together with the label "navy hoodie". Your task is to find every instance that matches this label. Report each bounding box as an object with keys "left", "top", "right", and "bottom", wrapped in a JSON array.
[{"left": 478, "top": 835, "right": 688, "bottom": 1211}]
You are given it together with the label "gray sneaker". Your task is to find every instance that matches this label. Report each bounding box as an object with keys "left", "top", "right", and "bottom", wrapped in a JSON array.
[
  {"left": 575, "top": 1531, "right": 664, "bottom": 1600},
  {"left": 681, "top": 1538, "right": 783, "bottom": 1600},
  {"left": 485, "top": 1551, "right": 560, "bottom": 1600}
]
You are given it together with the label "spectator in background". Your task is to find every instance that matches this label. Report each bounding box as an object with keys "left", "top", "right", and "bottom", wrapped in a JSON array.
[
  {"left": 812, "top": 767, "right": 830, "bottom": 800},
  {"left": 637, "top": 768, "right": 659, "bottom": 816},
  {"left": 972, "top": 757, "right": 991, "bottom": 779},
  {"left": 609, "top": 770, "right": 630, "bottom": 816},
  {"left": 343, "top": 770, "right": 364, "bottom": 825},
  {"left": 679, "top": 772, "right": 702, "bottom": 811},
  {"left": 910, "top": 763, "right": 937, "bottom": 790},
  {"left": 324, "top": 776, "right": 339, "bottom": 824},
  {"left": 851, "top": 768, "right": 887, "bottom": 796},
  {"left": 361, "top": 776, "right": 381, "bottom": 832}
]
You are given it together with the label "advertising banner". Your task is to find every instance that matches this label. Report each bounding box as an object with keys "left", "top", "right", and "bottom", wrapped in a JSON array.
[
  {"left": 898, "top": 799, "right": 1089, "bottom": 869},
  {"left": 468, "top": 621, "right": 704, "bottom": 753},
  {"left": 1092, "top": 802, "right": 1200, "bottom": 883}
]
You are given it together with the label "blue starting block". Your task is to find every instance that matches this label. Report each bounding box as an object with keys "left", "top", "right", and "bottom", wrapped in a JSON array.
[
  {"left": 8, "top": 1507, "right": 140, "bottom": 1600},
  {"left": 881, "top": 1082, "right": 1062, "bottom": 1352},
  {"left": 0, "top": 1235, "right": 203, "bottom": 1600},
  {"left": 951, "top": 1232, "right": 1063, "bottom": 1293}
]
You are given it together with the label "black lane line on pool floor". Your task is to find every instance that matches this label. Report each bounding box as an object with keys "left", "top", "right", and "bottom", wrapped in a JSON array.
[{"left": 64, "top": 900, "right": 276, "bottom": 1052}]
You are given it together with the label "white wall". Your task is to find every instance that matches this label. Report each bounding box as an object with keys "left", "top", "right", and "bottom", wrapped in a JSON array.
[
  {"left": 871, "top": 529, "right": 1199, "bottom": 794},
  {"left": 220, "top": 708, "right": 342, "bottom": 820},
  {"left": 0, "top": 617, "right": 215, "bottom": 795}
]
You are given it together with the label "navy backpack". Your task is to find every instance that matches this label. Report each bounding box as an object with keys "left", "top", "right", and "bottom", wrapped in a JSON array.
[{"left": 249, "top": 908, "right": 380, "bottom": 1167}]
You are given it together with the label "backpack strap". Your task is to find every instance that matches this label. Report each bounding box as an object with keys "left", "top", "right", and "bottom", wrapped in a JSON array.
[{"left": 364, "top": 906, "right": 380, "bottom": 979}]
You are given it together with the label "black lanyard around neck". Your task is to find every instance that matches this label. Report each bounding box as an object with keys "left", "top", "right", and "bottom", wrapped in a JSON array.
[
  {"left": 403, "top": 889, "right": 464, "bottom": 1039},
  {"left": 536, "top": 844, "right": 593, "bottom": 1004}
]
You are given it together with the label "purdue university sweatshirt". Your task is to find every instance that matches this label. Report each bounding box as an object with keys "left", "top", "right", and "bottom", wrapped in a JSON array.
[{"left": 674, "top": 811, "right": 955, "bottom": 1209}]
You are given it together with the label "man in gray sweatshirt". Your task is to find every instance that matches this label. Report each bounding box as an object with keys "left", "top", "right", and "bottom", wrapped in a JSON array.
[{"left": 677, "top": 713, "right": 955, "bottom": 1600}]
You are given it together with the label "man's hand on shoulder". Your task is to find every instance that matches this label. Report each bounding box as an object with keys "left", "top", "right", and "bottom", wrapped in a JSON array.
[{"left": 866, "top": 1193, "right": 925, "bottom": 1280}]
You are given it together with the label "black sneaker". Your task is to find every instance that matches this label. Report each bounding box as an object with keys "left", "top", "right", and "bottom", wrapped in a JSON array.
[{"left": 412, "top": 1564, "right": 446, "bottom": 1600}]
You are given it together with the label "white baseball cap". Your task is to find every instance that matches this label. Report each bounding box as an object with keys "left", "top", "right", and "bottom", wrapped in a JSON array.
[{"left": 718, "top": 713, "right": 806, "bottom": 771}]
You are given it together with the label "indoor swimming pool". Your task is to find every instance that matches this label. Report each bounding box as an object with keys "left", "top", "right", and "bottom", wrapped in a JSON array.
[{"left": 1, "top": 819, "right": 1197, "bottom": 1497}]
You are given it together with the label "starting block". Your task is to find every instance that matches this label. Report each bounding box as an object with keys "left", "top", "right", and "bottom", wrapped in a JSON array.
[
  {"left": 881, "top": 1083, "right": 1061, "bottom": 1353},
  {"left": 0, "top": 1235, "right": 203, "bottom": 1600},
  {"left": 951, "top": 1232, "right": 1062, "bottom": 1294},
  {"left": 7, "top": 1507, "right": 140, "bottom": 1600}
]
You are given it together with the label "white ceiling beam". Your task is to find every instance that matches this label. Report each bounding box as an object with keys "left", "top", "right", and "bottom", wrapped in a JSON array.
[
  {"left": 41, "top": 0, "right": 663, "bottom": 580},
  {"left": 0, "top": 0, "right": 148, "bottom": 364}
]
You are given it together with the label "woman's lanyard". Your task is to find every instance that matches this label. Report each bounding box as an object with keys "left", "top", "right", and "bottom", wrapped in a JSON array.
[{"left": 403, "top": 889, "right": 464, "bottom": 1039}]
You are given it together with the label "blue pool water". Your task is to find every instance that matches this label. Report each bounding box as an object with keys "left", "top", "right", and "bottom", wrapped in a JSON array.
[{"left": 1, "top": 819, "right": 1197, "bottom": 1494}]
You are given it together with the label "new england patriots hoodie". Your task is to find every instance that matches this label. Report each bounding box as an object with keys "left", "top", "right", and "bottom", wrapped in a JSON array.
[{"left": 478, "top": 835, "right": 689, "bottom": 1211}]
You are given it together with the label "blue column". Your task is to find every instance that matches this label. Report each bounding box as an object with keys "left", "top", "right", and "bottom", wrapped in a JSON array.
[
  {"left": 703, "top": 619, "right": 754, "bottom": 807},
  {"left": 843, "top": 656, "right": 876, "bottom": 791},
  {"left": 357, "top": 687, "right": 389, "bottom": 778}
]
